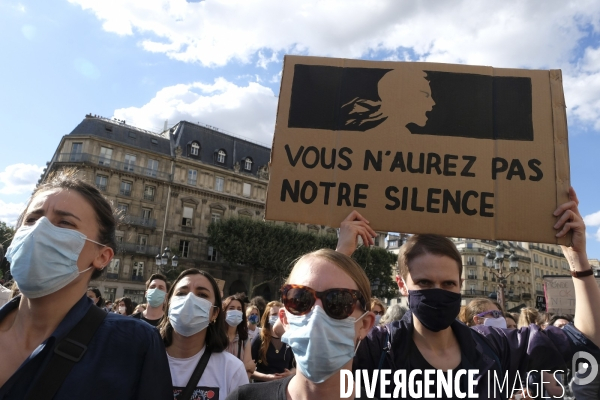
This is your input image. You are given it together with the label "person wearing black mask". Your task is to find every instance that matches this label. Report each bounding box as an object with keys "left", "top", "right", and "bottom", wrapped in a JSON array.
[{"left": 336, "top": 188, "right": 600, "bottom": 399}]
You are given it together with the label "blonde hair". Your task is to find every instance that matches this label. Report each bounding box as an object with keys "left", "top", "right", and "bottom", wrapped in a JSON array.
[
  {"left": 370, "top": 298, "right": 386, "bottom": 314},
  {"left": 459, "top": 298, "right": 499, "bottom": 327},
  {"left": 518, "top": 307, "right": 539, "bottom": 328}
]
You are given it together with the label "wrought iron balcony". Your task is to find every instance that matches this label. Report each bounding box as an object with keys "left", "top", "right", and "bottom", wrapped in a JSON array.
[
  {"left": 117, "top": 242, "right": 160, "bottom": 256},
  {"left": 55, "top": 153, "right": 172, "bottom": 181},
  {"left": 122, "top": 215, "right": 157, "bottom": 228}
]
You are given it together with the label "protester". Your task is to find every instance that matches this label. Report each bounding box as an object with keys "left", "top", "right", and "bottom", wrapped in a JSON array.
[
  {"left": 548, "top": 314, "right": 572, "bottom": 329},
  {"left": 104, "top": 300, "right": 113, "bottom": 312},
  {"left": 227, "top": 248, "right": 375, "bottom": 400},
  {"left": 132, "top": 273, "right": 169, "bottom": 327},
  {"left": 115, "top": 296, "right": 134, "bottom": 316},
  {"left": 379, "top": 304, "right": 407, "bottom": 325},
  {"left": 518, "top": 306, "right": 539, "bottom": 328},
  {"left": 249, "top": 296, "right": 266, "bottom": 324},
  {"left": 250, "top": 301, "right": 295, "bottom": 382},
  {"left": 223, "top": 294, "right": 256, "bottom": 376},
  {"left": 0, "top": 170, "right": 172, "bottom": 398},
  {"left": 459, "top": 298, "right": 506, "bottom": 328},
  {"left": 159, "top": 268, "right": 248, "bottom": 399},
  {"left": 505, "top": 313, "right": 518, "bottom": 329},
  {"left": 246, "top": 305, "right": 261, "bottom": 342},
  {"left": 86, "top": 287, "right": 105, "bottom": 308},
  {"left": 370, "top": 298, "right": 386, "bottom": 326},
  {"left": 537, "top": 311, "right": 550, "bottom": 329},
  {"left": 337, "top": 187, "right": 600, "bottom": 398}
]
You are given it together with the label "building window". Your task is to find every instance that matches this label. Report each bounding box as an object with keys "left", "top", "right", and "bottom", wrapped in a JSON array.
[
  {"left": 243, "top": 183, "right": 251, "bottom": 197},
  {"left": 468, "top": 269, "right": 476, "bottom": 279},
  {"left": 141, "top": 208, "right": 152, "bottom": 220},
  {"left": 144, "top": 185, "right": 155, "bottom": 201},
  {"left": 188, "top": 169, "right": 197, "bottom": 185},
  {"left": 544, "top": 257, "right": 548, "bottom": 266},
  {"left": 180, "top": 240, "right": 190, "bottom": 258},
  {"left": 207, "top": 246, "right": 218, "bottom": 262},
  {"left": 106, "top": 259, "right": 120, "bottom": 280},
  {"left": 99, "top": 146, "right": 113, "bottom": 165},
  {"left": 562, "top": 261, "right": 568, "bottom": 270},
  {"left": 182, "top": 206, "right": 194, "bottom": 226},
  {"left": 137, "top": 235, "right": 148, "bottom": 252},
  {"left": 103, "top": 287, "right": 117, "bottom": 302},
  {"left": 120, "top": 181, "right": 132, "bottom": 196},
  {"left": 467, "top": 256, "right": 475, "bottom": 265},
  {"left": 191, "top": 142, "right": 200, "bottom": 156},
  {"left": 95, "top": 175, "right": 108, "bottom": 191},
  {"left": 534, "top": 254, "right": 539, "bottom": 263},
  {"left": 535, "top": 268, "right": 540, "bottom": 277},
  {"left": 117, "top": 203, "right": 129, "bottom": 214},
  {"left": 124, "top": 288, "right": 145, "bottom": 304},
  {"left": 211, "top": 213, "right": 221, "bottom": 224},
  {"left": 70, "top": 142, "right": 83, "bottom": 161},
  {"left": 217, "top": 150, "right": 226, "bottom": 163},
  {"left": 147, "top": 159, "right": 158, "bottom": 177},
  {"left": 215, "top": 176, "right": 224, "bottom": 192},
  {"left": 244, "top": 158, "right": 253, "bottom": 171},
  {"left": 483, "top": 285, "right": 487, "bottom": 294},
  {"left": 124, "top": 154, "right": 136, "bottom": 172}
]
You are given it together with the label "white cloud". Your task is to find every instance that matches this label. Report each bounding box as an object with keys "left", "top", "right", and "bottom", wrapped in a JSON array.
[
  {"left": 113, "top": 78, "right": 278, "bottom": 145},
  {"left": 0, "top": 200, "right": 25, "bottom": 227},
  {"left": 0, "top": 164, "right": 43, "bottom": 195},
  {"left": 584, "top": 211, "right": 600, "bottom": 242},
  {"left": 69, "top": 0, "right": 600, "bottom": 132}
]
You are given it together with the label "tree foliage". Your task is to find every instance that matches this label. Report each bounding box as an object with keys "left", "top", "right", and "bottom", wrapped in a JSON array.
[
  {"left": 0, "top": 221, "right": 15, "bottom": 281},
  {"left": 352, "top": 246, "right": 398, "bottom": 299},
  {"left": 207, "top": 218, "right": 337, "bottom": 296}
]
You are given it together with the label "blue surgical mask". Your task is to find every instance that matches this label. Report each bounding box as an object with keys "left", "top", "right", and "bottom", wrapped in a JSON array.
[
  {"left": 6, "top": 217, "right": 104, "bottom": 299},
  {"left": 168, "top": 293, "right": 213, "bottom": 337},
  {"left": 226, "top": 310, "right": 243, "bottom": 327},
  {"left": 282, "top": 306, "right": 366, "bottom": 383},
  {"left": 146, "top": 288, "right": 166, "bottom": 308},
  {"left": 269, "top": 315, "right": 279, "bottom": 326},
  {"left": 483, "top": 316, "right": 507, "bottom": 329},
  {"left": 248, "top": 314, "right": 259, "bottom": 325},
  {"left": 374, "top": 314, "right": 382, "bottom": 325}
]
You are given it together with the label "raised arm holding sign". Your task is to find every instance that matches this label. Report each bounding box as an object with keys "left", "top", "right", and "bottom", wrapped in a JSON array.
[{"left": 336, "top": 187, "right": 600, "bottom": 399}]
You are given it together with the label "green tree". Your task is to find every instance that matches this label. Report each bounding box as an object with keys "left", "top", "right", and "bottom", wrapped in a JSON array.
[
  {"left": 207, "top": 218, "right": 337, "bottom": 297},
  {"left": 0, "top": 221, "right": 15, "bottom": 280},
  {"left": 352, "top": 246, "right": 398, "bottom": 299}
]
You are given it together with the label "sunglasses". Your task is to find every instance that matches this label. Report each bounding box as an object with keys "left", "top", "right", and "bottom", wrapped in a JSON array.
[
  {"left": 476, "top": 310, "right": 503, "bottom": 319},
  {"left": 373, "top": 311, "right": 384, "bottom": 316},
  {"left": 281, "top": 284, "right": 367, "bottom": 320}
]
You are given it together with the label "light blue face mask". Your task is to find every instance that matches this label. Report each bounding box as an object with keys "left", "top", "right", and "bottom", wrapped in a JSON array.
[
  {"left": 225, "top": 310, "right": 244, "bottom": 327},
  {"left": 6, "top": 217, "right": 104, "bottom": 299},
  {"left": 146, "top": 288, "right": 167, "bottom": 308},
  {"left": 168, "top": 292, "right": 213, "bottom": 337},
  {"left": 282, "top": 306, "right": 367, "bottom": 383}
]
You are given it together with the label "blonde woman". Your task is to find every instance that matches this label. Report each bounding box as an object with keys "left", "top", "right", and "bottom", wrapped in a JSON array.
[{"left": 370, "top": 298, "right": 386, "bottom": 326}]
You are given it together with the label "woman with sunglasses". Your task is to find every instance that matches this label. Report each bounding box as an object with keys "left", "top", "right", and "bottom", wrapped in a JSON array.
[
  {"left": 370, "top": 298, "right": 386, "bottom": 326},
  {"left": 250, "top": 301, "right": 295, "bottom": 382},
  {"left": 227, "top": 249, "right": 375, "bottom": 400},
  {"left": 460, "top": 298, "right": 506, "bottom": 328},
  {"left": 159, "top": 268, "right": 249, "bottom": 399},
  {"left": 337, "top": 188, "right": 600, "bottom": 399}
]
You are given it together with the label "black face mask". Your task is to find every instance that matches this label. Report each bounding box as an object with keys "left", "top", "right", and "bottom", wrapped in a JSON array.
[{"left": 408, "top": 288, "right": 461, "bottom": 332}]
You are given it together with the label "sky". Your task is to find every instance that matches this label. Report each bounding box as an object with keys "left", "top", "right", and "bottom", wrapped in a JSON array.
[{"left": 0, "top": 0, "right": 599, "bottom": 258}]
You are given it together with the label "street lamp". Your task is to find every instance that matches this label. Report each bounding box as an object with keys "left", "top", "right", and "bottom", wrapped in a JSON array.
[
  {"left": 485, "top": 243, "right": 518, "bottom": 311},
  {"left": 155, "top": 247, "right": 179, "bottom": 273}
]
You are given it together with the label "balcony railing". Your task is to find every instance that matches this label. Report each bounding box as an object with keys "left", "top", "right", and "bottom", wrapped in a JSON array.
[
  {"left": 117, "top": 242, "right": 160, "bottom": 256},
  {"left": 521, "top": 293, "right": 532, "bottom": 299},
  {"left": 467, "top": 275, "right": 477, "bottom": 280},
  {"left": 131, "top": 275, "right": 145, "bottom": 282},
  {"left": 143, "top": 193, "right": 155, "bottom": 201},
  {"left": 55, "top": 153, "right": 172, "bottom": 181},
  {"left": 462, "top": 290, "right": 487, "bottom": 296},
  {"left": 120, "top": 188, "right": 132, "bottom": 196},
  {"left": 122, "top": 215, "right": 157, "bottom": 228},
  {"left": 96, "top": 183, "right": 107, "bottom": 191}
]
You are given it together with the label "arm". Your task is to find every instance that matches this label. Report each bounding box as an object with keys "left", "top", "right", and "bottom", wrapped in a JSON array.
[
  {"left": 242, "top": 340, "right": 255, "bottom": 378},
  {"left": 336, "top": 211, "right": 377, "bottom": 256},
  {"left": 554, "top": 187, "right": 600, "bottom": 346}
]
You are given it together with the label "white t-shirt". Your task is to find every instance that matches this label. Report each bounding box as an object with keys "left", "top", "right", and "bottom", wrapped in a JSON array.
[
  {"left": 168, "top": 346, "right": 249, "bottom": 400},
  {"left": 247, "top": 326, "right": 261, "bottom": 342}
]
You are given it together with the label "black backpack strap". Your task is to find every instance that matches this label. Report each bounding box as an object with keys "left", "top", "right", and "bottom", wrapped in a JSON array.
[
  {"left": 25, "top": 305, "right": 107, "bottom": 400},
  {"left": 179, "top": 348, "right": 213, "bottom": 400}
]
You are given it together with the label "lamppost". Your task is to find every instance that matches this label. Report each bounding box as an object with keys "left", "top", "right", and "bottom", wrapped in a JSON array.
[
  {"left": 155, "top": 247, "right": 179, "bottom": 274},
  {"left": 484, "top": 242, "right": 519, "bottom": 310}
]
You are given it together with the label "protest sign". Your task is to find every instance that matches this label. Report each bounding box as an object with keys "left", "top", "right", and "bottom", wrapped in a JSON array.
[
  {"left": 265, "top": 56, "right": 571, "bottom": 244},
  {"left": 544, "top": 275, "right": 600, "bottom": 314}
]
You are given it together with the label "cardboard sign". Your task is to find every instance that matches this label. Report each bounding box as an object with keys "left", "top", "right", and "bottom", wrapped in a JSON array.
[
  {"left": 265, "top": 56, "right": 571, "bottom": 244},
  {"left": 544, "top": 275, "right": 600, "bottom": 315}
]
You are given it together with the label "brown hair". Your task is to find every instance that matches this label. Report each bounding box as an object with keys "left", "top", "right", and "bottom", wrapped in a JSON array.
[
  {"left": 398, "top": 234, "right": 462, "bottom": 281},
  {"left": 146, "top": 273, "right": 170, "bottom": 292},
  {"left": 223, "top": 293, "right": 248, "bottom": 341},
  {"left": 370, "top": 298, "right": 387, "bottom": 314},
  {"left": 258, "top": 301, "right": 284, "bottom": 366},
  {"left": 459, "top": 298, "right": 498, "bottom": 327},
  {"left": 19, "top": 169, "right": 116, "bottom": 280},
  {"left": 158, "top": 268, "right": 228, "bottom": 352},
  {"left": 505, "top": 313, "right": 518, "bottom": 328},
  {"left": 246, "top": 305, "right": 260, "bottom": 318},
  {"left": 518, "top": 307, "right": 539, "bottom": 328}
]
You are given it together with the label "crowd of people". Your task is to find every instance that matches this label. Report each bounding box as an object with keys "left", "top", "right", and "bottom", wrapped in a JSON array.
[{"left": 0, "top": 170, "right": 599, "bottom": 399}]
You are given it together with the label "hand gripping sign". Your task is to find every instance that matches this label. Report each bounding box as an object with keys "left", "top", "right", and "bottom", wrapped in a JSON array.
[{"left": 266, "top": 56, "right": 571, "bottom": 244}]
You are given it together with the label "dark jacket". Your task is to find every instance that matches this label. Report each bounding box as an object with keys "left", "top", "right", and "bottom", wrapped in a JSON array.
[{"left": 354, "top": 311, "right": 594, "bottom": 399}]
